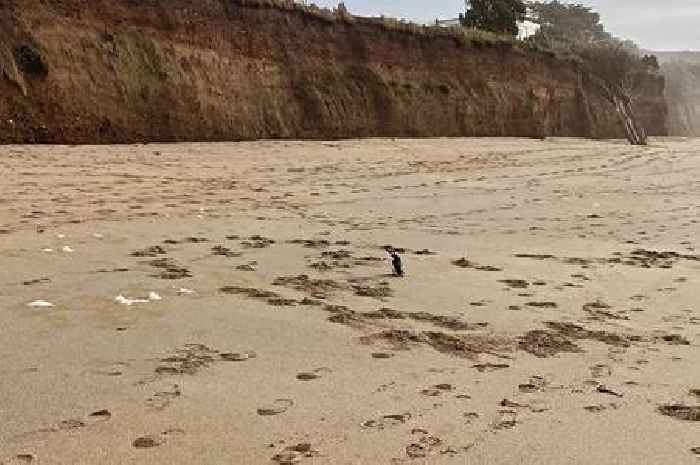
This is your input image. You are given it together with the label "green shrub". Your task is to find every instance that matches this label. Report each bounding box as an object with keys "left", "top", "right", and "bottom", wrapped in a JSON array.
[{"left": 14, "top": 44, "right": 48, "bottom": 78}]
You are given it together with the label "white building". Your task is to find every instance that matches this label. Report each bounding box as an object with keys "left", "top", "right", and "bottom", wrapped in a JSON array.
[{"left": 435, "top": 15, "right": 540, "bottom": 40}]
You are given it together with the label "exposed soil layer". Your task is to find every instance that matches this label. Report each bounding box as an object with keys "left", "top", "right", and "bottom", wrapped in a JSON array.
[{"left": 0, "top": 0, "right": 666, "bottom": 143}]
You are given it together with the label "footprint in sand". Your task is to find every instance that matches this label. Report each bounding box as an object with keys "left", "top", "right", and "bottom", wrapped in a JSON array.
[
  {"left": 57, "top": 419, "right": 86, "bottom": 431},
  {"left": 420, "top": 384, "right": 454, "bottom": 397},
  {"left": 3, "top": 454, "right": 36, "bottom": 464},
  {"left": 590, "top": 364, "right": 612, "bottom": 378},
  {"left": 362, "top": 413, "right": 412, "bottom": 430},
  {"left": 132, "top": 429, "right": 183, "bottom": 449},
  {"left": 463, "top": 412, "right": 480, "bottom": 424},
  {"left": 271, "top": 443, "right": 318, "bottom": 464},
  {"left": 658, "top": 404, "right": 700, "bottom": 421},
  {"left": 148, "top": 385, "right": 181, "bottom": 411},
  {"left": 25, "top": 408, "right": 113, "bottom": 438},
  {"left": 405, "top": 431, "right": 443, "bottom": 459},
  {"left": 257, "top": 399, "right": 294, "bottom": 416},
  {"left": 296, "top": 368, "right": 330, "bottom": 381},
  {"left": 492, "top": 410, "right": 518, "bottom": 430},
  {"left": 220, "top": 351, "right": 257, "bottom": 362},
  {"left": 86, "top": 409, "right": 112, "bottom": 424},
  {"left": 518, "top": 384, "right": 540, "bottom": 394},
  {"left": 133, "top": 435, "right": 165, "bottom": 449},
  {"left": 472, "top": 363, "right": 510, "bottom": 373}
]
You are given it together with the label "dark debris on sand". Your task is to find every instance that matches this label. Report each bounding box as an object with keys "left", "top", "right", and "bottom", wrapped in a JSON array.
[
  {"left": 131, "top": 245, "right": 167, "bottom": 257},
  {"left": 360, "top": 329, "right": 513, "bottom": 359},
  {"left": 658, "top": 404, "right": 700, "bottom": 421},
  {"left": 452, "top": 258, "right": 502, "bottom": 272},
  {"left": 148, "top": 258, "right": 192, "bottom": 279},
  {"left": 273, "top": 274, "right": 346, "bottom": 298},
  {"left": 211, "top": 245, "right": 242, "bottom": 257},
  {"left": 220, "top": 286, "right": 279, "bottom": 300},
  {"left": 519, "top": 321, "right": 630, "bottom": 358},
  {"left": 518, "top": 330, "right": 583, "bottom": 358}
]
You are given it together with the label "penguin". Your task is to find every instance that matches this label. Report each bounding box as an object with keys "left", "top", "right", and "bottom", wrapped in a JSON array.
[{"left": 389, "top": 250, "right": 404, "bottom": 277}]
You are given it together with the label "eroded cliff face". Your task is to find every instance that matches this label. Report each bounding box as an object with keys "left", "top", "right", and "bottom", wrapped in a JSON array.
[
  {"left": 657, "top": 52, "right": 700, "bottom": 137},
  {"left": 0, "top": 0, "right": 667, "bottom": 143}
]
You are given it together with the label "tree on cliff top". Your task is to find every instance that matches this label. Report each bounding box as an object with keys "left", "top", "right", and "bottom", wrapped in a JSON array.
[
  {"left": 460, "top": 0, "right": 527, "bottom": 38},
  {"left": 528, "top": 1, "right": 659, "bottom": 145},
  {"left": 528, "top": 1, "right": 610, "bottom": 46}
]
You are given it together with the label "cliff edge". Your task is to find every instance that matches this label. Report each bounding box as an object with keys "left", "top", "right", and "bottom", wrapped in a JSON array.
[
  {"left": 0, "top": 0, "right": 667, "bottom": 143},
  {"left": 657, "top": 52, "right": 700, "bottom": 137}
]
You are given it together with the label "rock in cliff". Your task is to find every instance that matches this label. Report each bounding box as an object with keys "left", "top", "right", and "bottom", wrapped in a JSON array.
[{"left": 0, "top": 0, "right": 667, "bottom": 143}]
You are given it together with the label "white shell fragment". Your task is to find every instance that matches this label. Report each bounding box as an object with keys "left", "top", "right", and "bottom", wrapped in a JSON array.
[{"left": 115, "top": 292, "right": 163, "bottom": 306}]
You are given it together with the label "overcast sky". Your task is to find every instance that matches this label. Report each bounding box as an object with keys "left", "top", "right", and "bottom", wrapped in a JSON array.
[{"left": 313, "top": 1, "right": 698, "bottom": 51}]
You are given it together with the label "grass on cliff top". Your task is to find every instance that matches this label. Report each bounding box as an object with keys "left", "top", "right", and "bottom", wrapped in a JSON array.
[{"left": 236, "top": 0, "right": 515, "bottom": 47}]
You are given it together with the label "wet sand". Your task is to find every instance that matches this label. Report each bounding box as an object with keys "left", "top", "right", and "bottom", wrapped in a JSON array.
[{"left": 0, "top": 137, "right": 699, "bottom": 464}]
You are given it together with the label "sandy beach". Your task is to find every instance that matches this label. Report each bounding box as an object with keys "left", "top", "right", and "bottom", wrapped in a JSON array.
[{"left": 0, "top": 137, "right": 698, "bottom": 464}]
